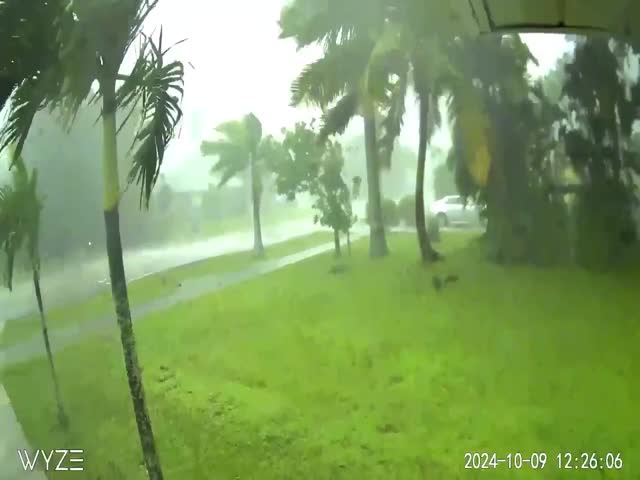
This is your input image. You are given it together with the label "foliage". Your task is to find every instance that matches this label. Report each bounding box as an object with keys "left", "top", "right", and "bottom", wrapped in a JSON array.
[
  {"left": 201, "top": 113, "right": 267, "bottom": 188},
  {"left": 270, "top": 122, "right": 354, "bottom": 241},
  {"left": 0, "top": 154, "right": 42, "bottom": 290},
  {"left": 366, "top": 198, "right": 399, "bottom": 228},
  {"left": 560, "top": 37, "right": 640, "bottom": 268},
  {"left": 0, "top": 1, "right": 185, "bottom": 209},
  {"left": 310, "top": 141, "right": 355, "bottom": 237},
  {"left": 398, "top": 194, "right": 416, "bottom": 226},
  {"left": 270, "top": 122, "right": 323, "bottom": 200}
]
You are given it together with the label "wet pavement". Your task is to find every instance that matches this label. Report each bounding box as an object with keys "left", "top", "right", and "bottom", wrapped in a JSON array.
[
  {"left": 0, "top": 234, "right": 364, "bottom": 370},
  {"left": 0, "top": 219, "right": 317, "bottom": 325}
]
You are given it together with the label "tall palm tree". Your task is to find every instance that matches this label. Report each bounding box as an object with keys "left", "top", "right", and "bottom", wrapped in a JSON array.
[
  {"left": 279, "top": 0, "right": 390, "bottom": 257},
  {"left": 0, "top": 2, "right": 185, "bottom": 478},
  {"left": 366, "top": 33, "right": 447, "bottom": 262},
  {"left": 280, "top": 0, "right": 473, "bottom": 260},
  {"left": 200, "top": 113, "right": 275, "bottom": 256},
  {"left": 0, "top": 154, "right": 69, "bottom": 428}
]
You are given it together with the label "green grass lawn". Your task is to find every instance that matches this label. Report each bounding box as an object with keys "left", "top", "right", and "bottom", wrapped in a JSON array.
[
  {"left": 2, "top": 231, "right": 639, "bottom": 479},
  {"left": 0, "top": 230, "right": 332, "bottom": 348}
]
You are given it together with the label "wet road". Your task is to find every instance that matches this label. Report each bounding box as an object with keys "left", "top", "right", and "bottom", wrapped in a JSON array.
[{"left": 0, "top": 218, "right": 318, "bottom": 326}]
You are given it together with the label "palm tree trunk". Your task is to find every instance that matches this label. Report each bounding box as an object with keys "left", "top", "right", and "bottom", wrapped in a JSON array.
[
  {"left": 250, "top": 155, "right": 265, "bottom": 257},
  {"left": 32, "top": 269, "right": 68, "bottom": 428},
  {"left": 333, "top": 229, "right": 342, "bottom": 257},
  {"left": 347, "top": 229, "right": 352, "bottom": 255},
  {"left": 101, "top": 80, "right": 164, "bottom": 480},
  {"left": 416, "top": 96, "right": 440, "bottom": 263},
  {"left": 363, "top": 109, "right": 388, "bottom": 258}
]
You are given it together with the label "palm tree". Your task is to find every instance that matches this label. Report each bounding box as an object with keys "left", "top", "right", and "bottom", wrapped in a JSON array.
[
  {"left": 279, "top": 0, "right": 390, "bottom": 257},
  {"left": 0, "top": 2, "right": 185, "bottom": 478},
  {"left": 0, "top": 154, "right": 69, "bottom": 429},
  {"left": 280, "top": 0, "right": 473, "bottom": 261},
  {"left": 363, "top": 2, "right": 467, "bottom": 263},
  {"left": 200, "top": 113, "right": 278, "bottom": 256}
]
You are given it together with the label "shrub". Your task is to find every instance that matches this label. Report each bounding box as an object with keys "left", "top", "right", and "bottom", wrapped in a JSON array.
[
  {"left": 366, "top": 198, "right": 400, "bottom": 228},
  {"left": 573, "top": 182, "right": 636, "bottom": 270},
  {"left": 398, "top": 194, "right": 416, "bottom": 226}
]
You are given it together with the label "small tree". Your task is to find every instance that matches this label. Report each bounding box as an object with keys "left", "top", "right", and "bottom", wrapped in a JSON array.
[
  {"left": 0, "top": 154, "right": 68, "bottom": 428},
  {"left": 310, "top": 141, "right": 353, "bottom": 257},
  {"left": 366, "top": 198, "right": 399, "bottom": 229},
  {"left": 270, "top": 122, "right": 354, "bottom": 256}
]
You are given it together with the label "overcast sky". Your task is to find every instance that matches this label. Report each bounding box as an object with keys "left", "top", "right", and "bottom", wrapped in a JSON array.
[
  {"left": 138, "top": 1, "right": 573, "bottom": 190},
  {"left": 0, "top": 2, "right": 574, "bottom": 188}
]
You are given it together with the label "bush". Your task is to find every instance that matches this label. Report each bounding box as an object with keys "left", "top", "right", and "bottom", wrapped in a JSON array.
[
  {"left": 573, "top": 182, "right": 637, "bottom": 270},
  {"left": 366, "top": 198, "right": 400, "bottom": 228},
  {"left": 527, "top": 193, "right": 571, "bottom": 267},
  {"left": 398, "top": 194, "right": 416, "bottom": 226}
]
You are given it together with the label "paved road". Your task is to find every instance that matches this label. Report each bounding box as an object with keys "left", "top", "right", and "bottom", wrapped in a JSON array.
[{"left": 0, "top": 218, "right": 318, "bottom": 325}]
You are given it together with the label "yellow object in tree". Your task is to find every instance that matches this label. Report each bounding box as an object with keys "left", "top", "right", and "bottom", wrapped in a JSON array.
[
  {"left": 469, "top": 144, "right": 491, "bottom": 187},
  {"left": 457, "top": 107, "right": 492, "bottom": 188}
]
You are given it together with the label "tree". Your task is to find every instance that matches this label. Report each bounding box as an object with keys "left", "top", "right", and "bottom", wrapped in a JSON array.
[
  {"left": 362, "top": 3, "right": 462, "bottom": 264},
  {"left": 279, "top": 0, "right": 390, "bottom": 258},
  {"left": 0, "top": 154, "right": 68, "bottom": 429},
  {"left": 270, "top": 122, "right": 354, "bottom": 256},
  {"left": 444, "top": 35, "right": 541, "bottom": 263},
  {"left": 0, "top": 2, "right": 185, "bottom": 478},
  {"left": 560, "top": 37, "right": 640, "bottom": 268},
  {"left": 200, "top": 114, "right": 281, "bottom": 256},
  {"left": 310, "top": 141, "right": 354, "bottom": 257}
]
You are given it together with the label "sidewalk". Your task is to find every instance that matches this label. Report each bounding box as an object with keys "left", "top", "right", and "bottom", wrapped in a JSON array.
[{"left": 0, "top": 346, "right": 46, "bottom": 479}]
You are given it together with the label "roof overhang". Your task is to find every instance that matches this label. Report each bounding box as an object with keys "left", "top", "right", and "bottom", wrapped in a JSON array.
[{"left": 461, "top": 0, "right": 639, "bottom": 42}]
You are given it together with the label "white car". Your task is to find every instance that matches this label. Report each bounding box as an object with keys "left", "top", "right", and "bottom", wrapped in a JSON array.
[{"left": 429, "top": 195, "right": 484, "bottom": 227}]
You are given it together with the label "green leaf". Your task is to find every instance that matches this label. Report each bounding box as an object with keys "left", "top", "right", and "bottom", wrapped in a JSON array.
[
  {"left": 291, "top": 37, "right": 371, "bottom": 107},
  {"left": 318, "top": 91, "right": 359, "bottom": 142},
  {"left": 125, "top": 33, "right": 185, "bottom": 208}
]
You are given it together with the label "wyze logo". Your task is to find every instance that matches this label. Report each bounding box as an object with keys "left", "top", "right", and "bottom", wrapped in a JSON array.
[{"left": 17, "top": 449, "right": 84, "bottom": 472}]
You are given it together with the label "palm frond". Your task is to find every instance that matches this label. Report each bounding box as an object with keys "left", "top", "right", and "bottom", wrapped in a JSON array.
[
  {"left": 378, "top": 63, "right": 408, "bottom": 169},
  {"left": 243, "top": 113, "right": 263, "bottom": 154},
  {"left": 207, "top": 144, "right": 248, "bottom": 187},
  {"left": 125, "top": 34, "right": 185, "bottom": 208},
  {"left": 214, "top": 120, "right": 248, "bottom": 146},
  {"left": 318, "top": 91, "right": 359, "bottom": 143},
  {"left": 0, "top": 78, "right": 45, "bottom": 164},
  {"left": 291, "top": 37, "right": 371, "bottom": 107},
  {"left": 278, "top": 0, "right": 361, "bottom": 49},
  {"left": 201, "top": 126, "right": 251, "bottom": 188},
  {"left": 0, "top": 154, "right": 42, "bottom": 289}
]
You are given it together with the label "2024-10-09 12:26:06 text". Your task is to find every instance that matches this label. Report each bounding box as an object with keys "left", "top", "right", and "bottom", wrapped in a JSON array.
[{"left": 464, "top": 452, "right": 624, "bottom": 470}]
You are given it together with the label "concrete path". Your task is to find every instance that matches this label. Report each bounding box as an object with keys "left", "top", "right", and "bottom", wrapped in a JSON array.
[{"left": 0, "top": 335, "right": 46, "bottom": 479}]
